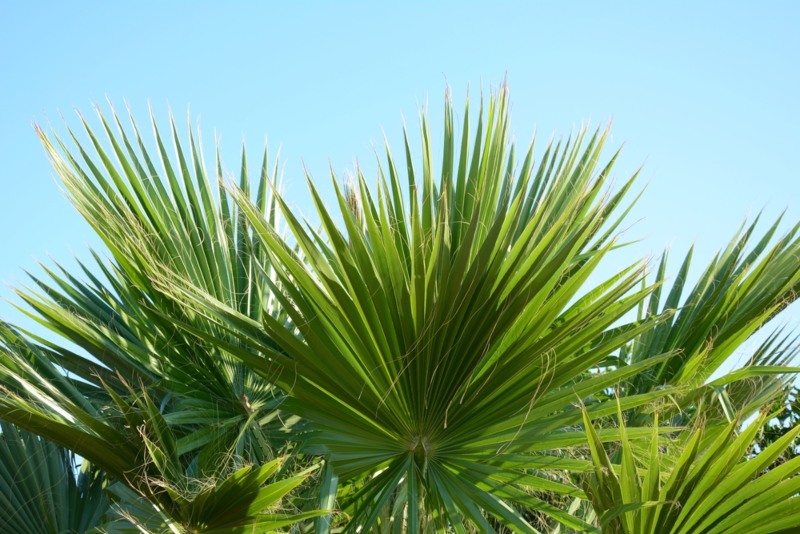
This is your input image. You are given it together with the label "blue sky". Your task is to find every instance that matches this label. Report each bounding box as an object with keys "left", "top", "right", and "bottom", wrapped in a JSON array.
[{"left": 2, "top": 2, "right": 799, "bottom": 349}]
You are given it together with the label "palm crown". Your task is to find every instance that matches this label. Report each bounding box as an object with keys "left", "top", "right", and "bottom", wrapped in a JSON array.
[{"left": 2, "top": 86, "right": 800, "bottom": 533}]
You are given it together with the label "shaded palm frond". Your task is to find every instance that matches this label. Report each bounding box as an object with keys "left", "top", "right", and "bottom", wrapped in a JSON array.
[{"left": 0, "top": 421, "right": 109, "bottom": 534}]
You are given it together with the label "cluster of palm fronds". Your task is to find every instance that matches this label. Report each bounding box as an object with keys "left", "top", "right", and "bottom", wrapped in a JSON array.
[{"left": 2, "top": 87, "right": 800, "bottom": 533}]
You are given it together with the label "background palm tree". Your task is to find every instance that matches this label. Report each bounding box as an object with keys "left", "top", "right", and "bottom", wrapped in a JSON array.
[
  {"left": 620, "top": 221, "right": 800, "bottom": 425},
  {"left": 0, "top": 109, "right": 320, "bottom": 531}
]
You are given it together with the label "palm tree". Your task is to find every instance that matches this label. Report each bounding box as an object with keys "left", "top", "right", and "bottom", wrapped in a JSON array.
[
  {"left": 0, "top": 106, "right": 320, "bottom": 531},
  {"left": 1, "top": 86, "right": 800, "bottom": 532}
]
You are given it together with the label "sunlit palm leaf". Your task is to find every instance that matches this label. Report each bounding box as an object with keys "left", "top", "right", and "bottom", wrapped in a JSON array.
[
  {"left": 629, "top": 219, "right": 800, "bottom": 398},
  {"left": 151, "top": 87, "right": 680, "bottom": 532},
  {"left": 583, "top": 404, "right": 800, "bottom": 533},
  {"left": 27, "top": 105, "right": 291, "bottom": 459}
]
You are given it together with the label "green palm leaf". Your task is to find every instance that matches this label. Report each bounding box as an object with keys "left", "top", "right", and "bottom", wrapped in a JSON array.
[
  {"left": 1, "top": 105, "right": 312, "bottom": 530},
  {"left": 583, "top": 403, "right": 800, "bottom": 534},
  {"left": 625, "top": 219, "right": 800, "bottom": 423},
  {"left": 149, "top": 87, "right": 681, "bottom": 531},
  {"left": 0, "top": 421, "right": 109, "bottom": 534}
]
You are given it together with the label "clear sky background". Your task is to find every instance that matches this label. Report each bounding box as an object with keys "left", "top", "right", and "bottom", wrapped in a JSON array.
[{"left": 1, "top": 2, "right": 799, "bottom": 364}]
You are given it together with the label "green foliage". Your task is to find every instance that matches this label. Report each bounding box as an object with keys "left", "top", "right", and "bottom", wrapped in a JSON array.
[
  {"left": 159, "top": 88, "right": 684, "bottom": 531},
  {"left": 0, "top": 103, "right": 316, "bottom": 531},
  {"left": 623, "top": 227, "right": 800, "bottom": 425},
  {"left": 753, "top": 385, "right": 800, "bottom": 468},
  {"left": 0, "top": 421, "right": 109, "bottom": 534},
  {"left": 1, "top": 87, "right": 800, "bottom": 532},
  {"left": 583, "top": 404, "right": 800, "bottom": 533}
]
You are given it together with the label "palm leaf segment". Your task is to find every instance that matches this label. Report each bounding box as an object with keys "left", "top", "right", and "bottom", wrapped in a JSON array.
[
  {"left": 161, "top": 87, "right": 687, "bottom": 531},
  {"left": 583, "top": 405, "right": 800, "bottom": 534},
  {"left": 0, "top": 421, "right": 108, "bottom": 534},
  {"left": 625, "top": 217, "right": 800, "bottom": 423}
]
